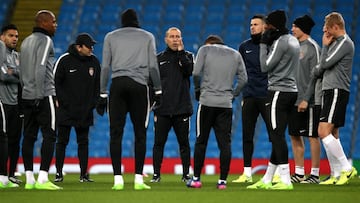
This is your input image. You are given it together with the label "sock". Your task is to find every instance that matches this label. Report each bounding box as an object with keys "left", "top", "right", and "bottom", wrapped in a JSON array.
[
  {"left": 218, "top": 179, "right": 226, "bottom": 184},
  {"left": 322, "top": 135, "right": 352, "bottom": 173},
  {"left": 114, "top": 175, "right": 124, "bottom": 185},
  {"left": 278, "top": 164, "right": 291, "bottom": 185},
  {"left": 25, "top": 171, "right": 36, "bottom": 185},
  {"left": 310, "top": 168, "right": 320, "bottom": 177},
  {"left": 243, "top": 167, "right": 252, "bottom": 177},
  {"left": 0, "top": 175, "right": 8, "bottom": 185},
  {"left": 322, "top": 141, "right": 335, "bottom": 176},
  {"left": 262, "top": 162, "right": 277, "bottom": 184},
  {"left": 134, "top": 174, "right": 143, "bottom": 184},
  {"left": 274, "top": 166, "right": 280, "bottom": 176},
  {"left": 37, "top": 170, "right": 49, "bottom": 184},
  {"left": 295, "top": 166, "right": 305, "bottom": 176},
  {"left": 336, "top": 138, "right": 352, "bottom": 172}
]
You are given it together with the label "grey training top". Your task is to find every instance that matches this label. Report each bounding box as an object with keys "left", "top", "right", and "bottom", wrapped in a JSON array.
[
  {"left": 295, "top": 37, "right": 321, "bottom": 106},
  {"left": 0, "top": 41, "right": 20, "bottom": 105},
  {"left": 100, "top": 27, "right": 161, "bottom": 94},
  {"left": 319, "top": 34, "right": 354, "bottom": 92},
  {"left": 260, "top": 34, "right": 299, "bottom": 92},
  {"left": 20, "top": 32, "right": 56, "bottom": 99},
  {"left": 193, "top": 44, "right": 248, "bottom": 108}
]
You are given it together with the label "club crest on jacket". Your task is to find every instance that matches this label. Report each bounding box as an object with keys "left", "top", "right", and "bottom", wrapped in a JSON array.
[{"left": 89, "top": 67, "right": 94, "bottom": 76}]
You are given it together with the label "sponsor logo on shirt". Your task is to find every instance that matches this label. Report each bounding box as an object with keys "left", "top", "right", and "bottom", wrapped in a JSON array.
[{"left": 159, "top": 61, "right": 167, "bottom": 65}]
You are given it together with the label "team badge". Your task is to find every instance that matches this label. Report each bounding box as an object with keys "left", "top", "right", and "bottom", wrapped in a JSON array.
[{"left": 89, "top": 67, "right": 94, "bottom": 76}]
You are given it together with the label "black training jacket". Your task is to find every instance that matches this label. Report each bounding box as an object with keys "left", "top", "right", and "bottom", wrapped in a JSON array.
[
  {"left": 154, "top": 47, "right": 193, "bottom": 116},
  {"left": 54, "top": 44, "right": 101, "bottom": 127}
]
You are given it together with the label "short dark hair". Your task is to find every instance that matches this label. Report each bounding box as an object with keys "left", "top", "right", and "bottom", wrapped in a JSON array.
[
  {"left": 252, "top": 14, "right": 265, "bottom": 21},
  {"left": 204, "top": 35, "right": 224, "bottom": 45},
  {"left": 1, "top": 24, "right": 18, "bottom": 34}
]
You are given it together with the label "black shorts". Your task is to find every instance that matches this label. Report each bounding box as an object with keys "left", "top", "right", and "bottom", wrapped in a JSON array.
[
  {"left": 289, "top": 105, "right": 321, "bottom": 137},
  {"left": 320, "top": 89, "right": 349, "bottom": 128}
]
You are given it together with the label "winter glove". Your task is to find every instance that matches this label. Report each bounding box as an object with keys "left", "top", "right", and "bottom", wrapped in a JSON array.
[
  {"left": 152, "top": 93, "right": 162, "bottom": 109},
  {"left": 96, "top": 94, "right": 108, "bottom": 116},
  {"left": 260, "top": 29, "right": 281, "bottom": 46}
]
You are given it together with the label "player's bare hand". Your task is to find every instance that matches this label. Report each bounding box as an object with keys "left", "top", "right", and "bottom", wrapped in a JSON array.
[
  {"left": 178, "top": 39, "right": 184, "bottom": 51},
  {"left": 322, "top": 26, "right": 334, "bottom": 46},
  {"left": 298, "top": 100, "right": 308, "bottom": 112}
]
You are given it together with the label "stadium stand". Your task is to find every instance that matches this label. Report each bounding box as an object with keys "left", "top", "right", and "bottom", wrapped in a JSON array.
[{"left": 1, "top": 0, "right": 359, "bottom": 160}]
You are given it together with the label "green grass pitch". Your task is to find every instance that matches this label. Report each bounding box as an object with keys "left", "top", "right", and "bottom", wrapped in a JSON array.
[{"left": 1, "top": 174, "right": 359, "bottom": 203}]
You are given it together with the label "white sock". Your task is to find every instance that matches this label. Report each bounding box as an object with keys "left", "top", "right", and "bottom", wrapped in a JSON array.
[
  {"left": 331, "top": 140, "right": 342, "bottom": 178},
  {"left": 278, "top": 164, "right": 291, "bottom": 185},
  {"left": 0, "top": 175, "right": 9, "bottom": 185},
  {"left": 274, "top": 166, "right": 280, "bottom": 176},
  {"left": 25, "top": 171, "right": 36, "bottom": 185},
  {"left": 295, "top": 166, "right": 305, "bottom": 176},
  {"left": 243, "top": 167, "right": 252, "bottom": 177},
  {"left": 322, "top": 135, "right": 352, "bottom": 172},
  {"left": 322, "top": 141, "right": 335, "bottom": 176},
  {"left": 114, "top": 175, "right": 124, "bottom": 185},
  {"left": 311, "top": 168, "right": 320, "bottom": 177},
  {"left": 134, "top": 174, "right": 143, "bottom": 184},
  {"left": 262, "top": 162, "right": 277, "bottom": 184},
  {"left": 336, "top": 138, "right": 352, "bottom": 172},
  {"left": 218, "top": 179, "right": 226, "bottom": 184},
  {"left": 37, "top": 170, "right": 49, "bottom": 184}
]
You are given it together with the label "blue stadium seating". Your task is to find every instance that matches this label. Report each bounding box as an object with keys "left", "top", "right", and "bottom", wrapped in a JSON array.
[
  {"left": 24, "top": 0, "right": 359, "bottom": 160},
  {"left": 0, "top": 1, "right": 13, "bottom": 26}
]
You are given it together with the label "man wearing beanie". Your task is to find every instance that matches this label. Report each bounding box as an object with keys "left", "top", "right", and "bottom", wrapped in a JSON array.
[
  {"left": 289, "top": 15, "right": 321, "bottom": 184},
  {"left": 99, "top": 8, "right": 162, "bottom": 190},
  {"left": 232, "top": 14, "right": 272, "bottom": 183},
  {"left": 260, "top": 10, "right": 289, "bottom": 46},
  {"left": 247, "top": 10, "right": 299, "bottom": 190}
]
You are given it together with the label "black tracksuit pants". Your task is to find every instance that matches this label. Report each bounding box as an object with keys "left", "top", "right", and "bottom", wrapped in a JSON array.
[
  {"left": 109, "top": 76, "right": 148, "bottom": 175},
  {"left": 152, "top": 114, "right": 190, "bottom": 176},
  {"left": 56, "top": 125, "right": 89, "bottom": 176},
  {"left": 0, "top": 101, "right": 8, "bottom": 176},
  {"left": 3, "top": 104, "right": 22, "bottom": 177},
  {"left": 241, "top": 97, "right": 270, "bottom": 167},
  {"left": 266, "top": 91, "right": 297, "bottom": 164},
  {"left": 22, "top": 96, "right": 56, "bottom": 172},
  {"left": 194, "top": 104, "right": 232, "bottom": 181}
]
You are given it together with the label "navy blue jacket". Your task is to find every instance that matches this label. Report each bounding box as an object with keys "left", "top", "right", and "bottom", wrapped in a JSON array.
[{"left": 239, "top": 37, "right": 268, "bottom": 98}]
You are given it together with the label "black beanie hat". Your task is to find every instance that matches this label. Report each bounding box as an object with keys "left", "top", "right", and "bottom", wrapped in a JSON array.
[
  {"left": 266, "top": 10, "right": 287, "bottom": 30},
  {"left": 121, "top": 8, "right": 140, "bottom": 28},
  {"left": 293, "top": 15, "right": 315, "bottom": 35}
]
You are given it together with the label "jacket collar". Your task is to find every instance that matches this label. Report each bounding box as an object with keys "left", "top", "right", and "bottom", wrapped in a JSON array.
[
  {"left": 165, "top": 47, "right": 178, "bottom": 53},
  {"left": 32, "top": 27, "right": 52, "bottom": 37}
]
